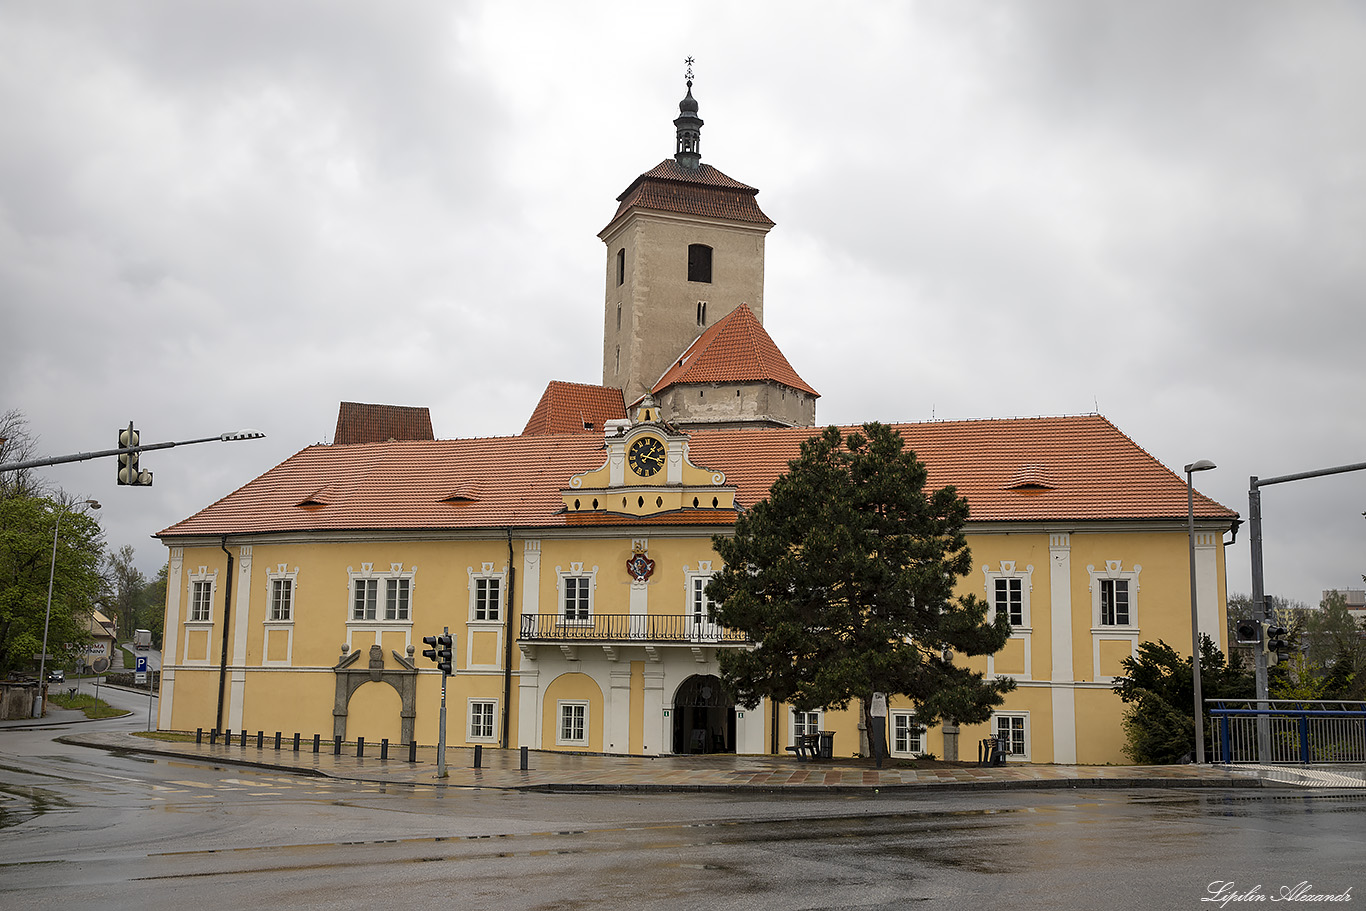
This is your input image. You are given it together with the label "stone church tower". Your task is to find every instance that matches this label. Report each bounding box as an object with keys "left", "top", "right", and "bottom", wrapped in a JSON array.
[{"left": 599, "top": 77, "right": 777, "bottom": 408}]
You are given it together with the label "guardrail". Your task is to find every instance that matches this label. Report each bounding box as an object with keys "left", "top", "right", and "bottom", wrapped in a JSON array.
[
  {"left": 519, "top": 613, "right": 749, "bottom": 644},
  {"left": 1209, "top": 699, "right": 1366, "bottom": 764}
]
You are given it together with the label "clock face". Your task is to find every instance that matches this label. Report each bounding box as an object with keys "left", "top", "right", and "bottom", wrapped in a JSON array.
[{"left": 628, "top": 436, "right": 666, "bottom": 477}]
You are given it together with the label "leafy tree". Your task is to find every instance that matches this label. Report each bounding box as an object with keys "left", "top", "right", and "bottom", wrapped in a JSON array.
[
  {"left": 139, "top": 564, "right": 168, "bottom": 648},
  {"left": 0, "top": 494, "right": 105, "bottom": 676},
  {"left": 106, "top": 545, "right": 146, "bottom": 642},
  {"left": 1302, "top": 590, "right": 1366, "bottom": 700},
  {"left": 707, "top": 423, "right": 1015, "bottom": 762},
  {"left": 1112, "top": 636, "right": 1253, "bottom": 764},
  {"left": 0, "top": 409, "right": 46, "bottom": 500}
]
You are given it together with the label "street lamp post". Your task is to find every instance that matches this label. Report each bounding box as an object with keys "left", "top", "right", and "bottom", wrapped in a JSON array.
[
  {"left": 1184, "top": 460, "right": 1216, "bottom": 764},
  {"left": 35, "top": 498, "right": 101, "bottom": 717}
]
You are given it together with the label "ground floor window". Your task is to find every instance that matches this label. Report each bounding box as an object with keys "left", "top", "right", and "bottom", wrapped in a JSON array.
[
  {"left": 791, "top": 709, "right": 822, "bottom": 743},
  {"left": 469, "top": 699, "right": 496, "bottom": 742},
  {"left": 993, "top": 713, "right": 1029, "bottom": 759},
  {"left": 558, "top": 701, "right": 588, "bottom": 746},
  {"left": 891, "top": 712, "right": 925, "bottom": 756}
]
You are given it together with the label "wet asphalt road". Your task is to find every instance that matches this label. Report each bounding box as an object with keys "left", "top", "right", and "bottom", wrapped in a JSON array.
[{"left": 2, "top": 689, "right": 1362, "bottom": 910}]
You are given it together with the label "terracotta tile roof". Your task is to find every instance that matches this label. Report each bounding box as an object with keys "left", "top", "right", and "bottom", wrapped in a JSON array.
[
  {"left": 522, "top": 381, "right": 627, "bottom": 436},
  {"left": 158, "top": 415, "right": 1236, "bottom": 540},
  {"left": 333, "top": 402, "right": 434, "bottom": 445},
  {"left": 604, "top": 160, "right": 774, "bottom": 231},
  {"left": 652, "top": 303, "right": 819, "bottom": 397}
]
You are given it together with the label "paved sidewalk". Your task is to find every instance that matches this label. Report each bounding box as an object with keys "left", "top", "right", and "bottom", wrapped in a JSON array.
[{"left": 56, "top": 730, "right": 1337, "bottom": 793}]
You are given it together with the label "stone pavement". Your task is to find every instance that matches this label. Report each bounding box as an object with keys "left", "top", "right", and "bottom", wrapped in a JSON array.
[{"left": 56, "top": 730, "right": 1360, "bottom": 793}]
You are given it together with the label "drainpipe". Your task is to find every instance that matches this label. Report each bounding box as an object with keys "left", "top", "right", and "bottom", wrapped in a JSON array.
[
  {"left": 502, "top": 528, "right": 516, "bottom": 749},
  {"left": 216, "top": 537, "right": 235, "bottom": 732}
]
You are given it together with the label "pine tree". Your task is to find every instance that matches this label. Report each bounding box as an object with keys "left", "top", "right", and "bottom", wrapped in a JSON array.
[{"left": 708, "top": 423, "right": 1015, "bottom": 761}]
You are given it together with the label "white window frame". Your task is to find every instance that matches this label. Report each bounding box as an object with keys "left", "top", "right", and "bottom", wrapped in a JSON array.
[
  {"left": 683, "top": 561, "right": 720, "bottom": 641},
  {"left": 467, "top": 563, "right": 506, "bottom": 623},
  {"left": 557, "top": 700, "right": 589, "bottom": 746},
  {"left": 556, "top": 563, "right": 597, "bottom": 625},
  {"left": 468, "top": 698, "right": 498, "bottom": 743},
  {"left": 186, "top": 567, "right": 217, "bottom": 624},
  {"left": 982, "top": 561, "right": 1033, "bottom": 629},
  {"left": 266, "top": 564, "right": 298, "bottom": 623},
  {"left": 791, "top": 709, "right": 823, "bottom": 744},
  {"left": 1088, "top": 561, "right": 1141, "bottom": 630},
  {"left": 992, "top": 712, "right": 1030, "bottom": 760},
  {"left": 347, "top": 563, "right": 417, "bottom": 626},
  {"left": 890, "top": 711, "right": 926, "bottom": 757}
]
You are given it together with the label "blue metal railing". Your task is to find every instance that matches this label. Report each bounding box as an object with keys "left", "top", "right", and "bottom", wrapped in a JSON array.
[{"left": 1208, "top": 700, "right": 1366, "bottom": 764}]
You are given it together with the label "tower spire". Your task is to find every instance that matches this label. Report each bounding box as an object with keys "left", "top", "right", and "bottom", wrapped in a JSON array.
[{"left": 674, "top": 56, "right": 703, "bottom": 170}]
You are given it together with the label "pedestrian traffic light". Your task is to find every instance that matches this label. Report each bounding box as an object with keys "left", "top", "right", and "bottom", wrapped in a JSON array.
[
  {"left": 421, "top": 635, "right": 439, "bottom": 665},
  {"left": 1263, "top": 623, "right": 1289, "bottom": 667},
  {"left": 116, "top": 424, "right": 153, "bottom": 486},
  {"left": 436, "top": 633, "right": 453, "bottom": 676},
  {"left": 1234, "top": 619, "right": 1261, "bottom": 645}
]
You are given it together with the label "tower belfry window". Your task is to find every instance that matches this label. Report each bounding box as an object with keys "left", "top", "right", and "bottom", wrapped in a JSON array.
[
  {"left": 696, "top": 300, "right": 707, "bottom": 325},
  {"left": 688, "top": 244, "right": 712, "bottom": 283},
  {"left": 616, "top": 248, "right": 625, "bottom": 286}
]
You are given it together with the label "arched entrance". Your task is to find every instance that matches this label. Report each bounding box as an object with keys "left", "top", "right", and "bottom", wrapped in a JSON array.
[{"left": 671, "top": 674, "right": 736, "bottom": 754}]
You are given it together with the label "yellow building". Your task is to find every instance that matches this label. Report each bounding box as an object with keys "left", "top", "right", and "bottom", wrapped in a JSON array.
[{"left": 156, "top": 80, "right": 1238, "bottom": 764}]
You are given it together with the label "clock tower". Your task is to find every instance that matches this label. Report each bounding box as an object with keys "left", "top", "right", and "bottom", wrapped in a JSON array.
[{"left": 600, "top": 70, "right": 775, "bottom": 406}]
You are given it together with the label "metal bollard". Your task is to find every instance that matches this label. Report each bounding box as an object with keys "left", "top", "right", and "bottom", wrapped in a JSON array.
[
  {"left": 357, "top": 737, "right": 365, "bottom": 758},
  {"left": 256, "top": 730, "right": 264, "bottom": 749},
  {"left": 196, "top": 728, "right": 203, "bottom": 745},
  {"left": 333, "top": 735, "right": 342, "bottom": 755},
  {"left": 274, "top": 731, "right": 281, "bottom": 751},
  {"left": 210, "top": 728, "right": 218, "bottom": 745},
  {"left": 240, "top": 730, "right": 248, "bottom": 748},
  {"left": 381, "top": 738, "right": 389, "bottom": 761},
  {"left": 293, "top": 732, "right": 301, "bottom": 752},
  {"left": 520, "top": 746, "right": 528, "bottom": 771},
  {"left": 474, "top": 744, "right": 482, "bottom": 769},
  {"left": 408, "top": 740, "right": 418, "bottom": 763},
  {"left": 313, "top": 733, "right": 321, "bottom": 754}
]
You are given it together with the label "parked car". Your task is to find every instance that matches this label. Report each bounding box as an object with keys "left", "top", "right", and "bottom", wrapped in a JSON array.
[{"left": 48, "top": 669, "right": 65, "bottom": 683}]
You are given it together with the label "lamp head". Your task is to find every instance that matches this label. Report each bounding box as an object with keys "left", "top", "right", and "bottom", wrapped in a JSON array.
[{"left": 1184, "top": 459, "right": 1216, "bottom": 474}]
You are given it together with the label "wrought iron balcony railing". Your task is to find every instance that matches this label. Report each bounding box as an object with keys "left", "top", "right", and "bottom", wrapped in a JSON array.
[{"left": 519, "top": 613, "right": 749, "bottom": 645}]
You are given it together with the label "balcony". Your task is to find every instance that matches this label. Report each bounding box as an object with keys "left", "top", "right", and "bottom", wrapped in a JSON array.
[{"left": 519, "top": 613, "right": 749, "bottom": 662}]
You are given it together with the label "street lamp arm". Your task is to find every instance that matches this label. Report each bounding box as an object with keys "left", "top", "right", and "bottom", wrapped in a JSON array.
[{"left": 0, "top": 430, "right": 266, "bottom": 473}]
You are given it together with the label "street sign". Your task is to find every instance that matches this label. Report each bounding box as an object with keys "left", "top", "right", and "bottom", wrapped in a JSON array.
[
  {"left": 135, "top": 672, "right": 147, "bottom": 685},
  {"left": 136, "top": 656, "right": 148, "bottom": 673}
]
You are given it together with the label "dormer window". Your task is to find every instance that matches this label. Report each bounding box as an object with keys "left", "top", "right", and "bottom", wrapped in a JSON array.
[{"left": 687, "top": 244, "right": 712, "bottom": 283}]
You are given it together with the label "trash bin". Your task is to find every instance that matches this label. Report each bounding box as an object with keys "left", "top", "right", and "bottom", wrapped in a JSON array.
[
  {"left": 818, "top": 731, "right": 834, "bottom": 760},
  {"left": 993, "top": 736, "right": 1009, "bottom": 766}
]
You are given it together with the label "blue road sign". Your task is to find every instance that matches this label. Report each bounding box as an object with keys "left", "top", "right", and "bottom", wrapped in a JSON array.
[{"left": 136, "top": 656, "right": 148, "bottom": 673}]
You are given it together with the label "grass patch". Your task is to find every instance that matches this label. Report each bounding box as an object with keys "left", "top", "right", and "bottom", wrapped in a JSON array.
[
  {"left": 119, "top": 646, "right": 134, "bottom": 669},
  {"left": 133, "top": 730, "right": 198, "bottom": 743},
  {"left": 48, "top": 692, "right": 124, "bottom": 720}
]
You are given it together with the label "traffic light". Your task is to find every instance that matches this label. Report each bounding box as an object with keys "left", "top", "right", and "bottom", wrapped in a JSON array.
[
  {"left": 421, "top": 633, "right": 453, "bottom": 675},
  {"left": 1263, "top": 623, "right": 1289, "bottom": 668},
  {"left": 1234, "top": 619, "right": 1261, "bottom": 645},
  {"left": 436, "top": 634, "right": 453, "bottom": 676},
  {"left": 117, "top": 424, "right": 153, "bottom": 486}
]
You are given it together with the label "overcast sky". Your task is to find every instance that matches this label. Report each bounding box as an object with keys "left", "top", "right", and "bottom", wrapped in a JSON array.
[{"left": 3, "top": 1, "right": 1363, "bottom": 608}]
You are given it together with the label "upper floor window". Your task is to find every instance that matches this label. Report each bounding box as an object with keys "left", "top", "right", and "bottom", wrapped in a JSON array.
[
  {"left": 616, "top": 248, "right": 626, "bottom": 286},
  {"left": 1088, "top": 561, "right": 1141, "bottom": 629},
  {"left": 348, "top": 563, "right": 416, "bottom": 623},
  {"left": 687, "top": 244, "right": 712, "bottom": 283},
  {"left": 557, "top": 563, "right": 597, "bottom": 623},
  {"left": 266, "top": 564, "right": 298, "bottom": 622},
  {"left": 187, "top": 566, "right": 217, "bottom": 623},
  {"left": 190, "top": 580, "right": 213, "bottom": 622},
  {"left": 982, "top": 562, "right": 1033, "bottom": 628},
  {"left": 468, "top": 563, "right": 506, "bottom": 622}
]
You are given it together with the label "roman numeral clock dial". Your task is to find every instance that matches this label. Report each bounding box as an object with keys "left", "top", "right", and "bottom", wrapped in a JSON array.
[{"left": 628, "top": 436, "right": 666, "bottom": 477}]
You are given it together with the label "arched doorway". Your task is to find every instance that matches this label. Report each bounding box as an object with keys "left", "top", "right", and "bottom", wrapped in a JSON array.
[{"left": 671, "top": 674, "right": 736, "bottom": 754}]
